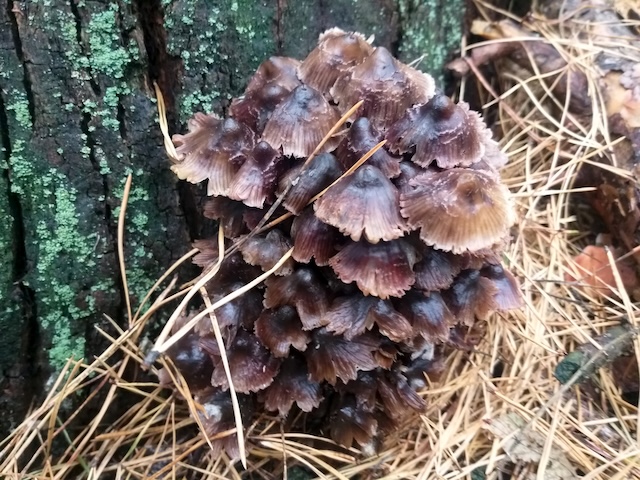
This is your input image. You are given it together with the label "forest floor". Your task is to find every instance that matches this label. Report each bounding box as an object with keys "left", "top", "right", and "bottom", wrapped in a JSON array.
[{"left": 1, "top": 1, "right": 640, "bottom": 479}]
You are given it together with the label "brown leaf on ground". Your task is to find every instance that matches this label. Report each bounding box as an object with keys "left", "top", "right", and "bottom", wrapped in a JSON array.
[{"left": 564, "top": 245, "right": 638, "bottom": 298}]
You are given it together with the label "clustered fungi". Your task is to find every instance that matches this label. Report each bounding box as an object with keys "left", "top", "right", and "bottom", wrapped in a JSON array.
[{"left": 161, "top": 28, "right": 522, "bottom": 457}]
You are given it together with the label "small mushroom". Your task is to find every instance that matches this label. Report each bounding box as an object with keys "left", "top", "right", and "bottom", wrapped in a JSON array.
[
  {"left": 306, "top": 329, "right": 380, "bottom": 384},
  {"left": 386, "top": 93, "right": 486, "bottom": 168},
  {"left": 400, "top": 169, "right": 514, "bottom": 253},
  {"left": 237, "top": 229, "right": 295, "bottom": 275},
  {"left": 480, "top": 264, "right": 523, "bottom": 310},
  {"left": 444, "top": 270, "right": 498, "bottom": 326},
  {"left": 165, "top": 333, "right": 214, "bottom": 392},
  {"left": 329, "top": 395, "right": 379, "bottom": 448},
  {"left": 282, "top": 152, "right": 343, "bottom": 214},
  {"left": 335, "top": 117, "right": 402, "bottom": 177},
  {"left": 227, "top": 141, "right": 286, "bottom": 208},
  {"left": 230, "top": 57, "right": 301, "bottom": 132},
  {"left": 172, "top": 115, "right": 256, "bottom": 196},
  {"left": 244, "top": 56, "right": 301, "bottom": 94},
  {"left": 202, "top": 197, "right": 252, "bottom": 238},
  {"left": 262, "top": 85, "right": 341, "bottom": 157},
  {"left": 329, "top": 239, "right": 418, "bottom": 299},
  {"left": 264, "top": 268, "right": 330, "bottom": 330},
  {"left": 197, "top": 282, "right": 263, "bottom": 339},
  {"left": 314, "top": 164, "right": 407, "bottom": 243},
  {"left": 377, "top": 371, "right": 426, "bottom": 419},
  {"left": 260, "top": 356, "right": 323, "bottom": 416},
  {"left": 394, "top": 291, "right": 454, "bottom": 342},
  {"left": 196, "top": 389, "right": 255, "bottom": 461},
  {"left": 254, "top": 306, "right": 310, "bottom": 357},
  {"left": 331, "top": 47, "right": 435, "bottom": 130},
  {"left": 324, "top": 294, "right": 413, "bottom": 342},
  {"left": 413, "top": 248, "right": 463, "bottom": 291},
  {"left": 299, "top": 28, "right": 373, "bottom": 94},
  {"left": 291, "top": 207, "right": 340, "bottom": 265},
  {"left": 209, "top": 330, "right": 281, "bottom": 393}
]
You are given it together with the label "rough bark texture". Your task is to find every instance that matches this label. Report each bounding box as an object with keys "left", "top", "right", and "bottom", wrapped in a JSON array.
[{"left": 0, "top": 0, "right": 463, "bottom": 434}]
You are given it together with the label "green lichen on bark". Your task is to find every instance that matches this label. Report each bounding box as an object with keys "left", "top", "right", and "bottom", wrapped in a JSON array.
[
  {"left": 0, "top": 0, "right": 189, "bottom": 371},
  {"left": 164, "top": 0, "right": 278, "bottom": 120},
  {"left": 396, "top": 0, "right": 463, "bottom": 82}
]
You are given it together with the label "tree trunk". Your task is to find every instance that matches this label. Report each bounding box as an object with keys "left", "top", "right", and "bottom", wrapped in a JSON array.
[{"left": 0, "top": 0, "right": 463, "bottom": 434}]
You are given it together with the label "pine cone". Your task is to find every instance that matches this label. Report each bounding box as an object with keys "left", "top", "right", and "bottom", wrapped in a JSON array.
[{"left": 163, "top": 28, "right": 522, "bottom": 455}]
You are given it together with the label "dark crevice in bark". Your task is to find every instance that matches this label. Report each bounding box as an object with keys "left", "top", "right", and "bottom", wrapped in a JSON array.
[
  {"left": 69, "top": 0, "right": 101, "bottom": 96},
  {"left": 0, "top": 84, "right": 41, "bottom": 429},
  {"left": 134, "top": 0, "right": 200, "bottom": 241},
  {"left": 275, "top": 0, "right": 285, "bottom": 54},
  {"left": 390, "top": 1, "right": 406, "bottom": 58},
  {"left": 7, "top": 0, "right": 35, "bottom": 127},
  {"left": 116, "top": 97, "right": 127, "bottom": 140}
]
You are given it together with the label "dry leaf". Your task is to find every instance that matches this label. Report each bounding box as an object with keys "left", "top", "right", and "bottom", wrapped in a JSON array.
[
  {"left": 484, "top": 413, "right": 576, "bottom": 479},
  {"left": 564, "top": 245, "right": 638, "bottom": 298}
]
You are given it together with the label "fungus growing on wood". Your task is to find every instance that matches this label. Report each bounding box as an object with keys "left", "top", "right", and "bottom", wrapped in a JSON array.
[
  {"left": 331, "top": 46, "right": 435, "bottom": 129},
  {"left": 227, "top": 141, "right": 285, "bottom": 208},
  {"left": 299, "top": 28, "right": 373, "bottom": 94},
  {"left": 386, "top": 93, "right": 486, "bottom": 168},
  {"left": 336, "top": 117, "right": 402, "bottom": 177},
  {"left": 282, "top": 152, "right": 343, "bottom": 214},
  {"left": 160, "top": 28, "right": 521, "bottom": 454},
  {"left": 262, "top": 85, "right": 341, "bottom": 157},
  {"left": 400, "top": 169, "right": 513, "bottom": 253},
  {"left": 172, "top": 116, "right": 256, "bottom": 196},
  {"left": 314, "top": 164, "right": 407, "bottom": 243}
]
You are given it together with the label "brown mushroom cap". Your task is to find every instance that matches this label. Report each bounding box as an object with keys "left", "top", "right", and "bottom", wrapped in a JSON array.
[
  {"left": 394, "top": 291, "right": 454, "bottom": 342},
  {"left": 336, "top": 117, "right": 402, "bottom": 177},
  {"left": 283, "top": 152, "right": 343, "bottom": 214},
  {"left": 291, "top": 207, "right": 340, "bottom": 265},
  {"left": 254, "top": 306, "right": 310, "bottom": 357},
  {"left": 264, "top": 268, "right": 330, "bottom": 330},
  {"left": 227, "top": 141, "right": 285, "bottom": 208},
  {"left": 209, "top": 330, "right": 281, "bottom": 393},
  {"left": 230, "top": 58, "right": 302, "bottom": 134},
  {"left": 196, "top": 389, "right": 255, "bottom": 461},
  {"left": 198, "top": 282, "right": 263, "bottom": 339},
  {"left": 202, "top": 197, "right": 252, "bottom": 238},
  {"left": 386, "top": 93, "right": 486, "bottom": 168},
  {"left": 331, "top": 46, "right": 436, "bottom": 130},
  {"left": 329, "top": 239, "right": 418, "bottom": 299},
  {"left": 447, "top": 320, "right": 488, "bottom": 351},
  {"left": 165, "top": 333, "right": 214, "bottom": 392},
  {"left": 260, "top": 356, "right": 323, "bottom": 416},
  {"left": 413, "top": 248, "right": 463, "bottom": 291},
  {"left": 480, "top": 264, "right": 523, "bottom": 310},
  {"left": 229, "top": 82, "right": 298, "bottom": 134},
  {"left": 237, "top": 229, "right": 294, "bottom": 275},
  {"left": 324, "top": 294, "right": 413, "bottom": 342},
  {"left": 400, "top": 169, "right": 514, "bottom": 253},
  {"left": 299, "top": 28, "right": 374, "bottom": 94},
  {"left": 245, "top": 56, "right": 301, "bottom": 93},
  {"left": 445, "top": 270, "right": 498, "bottom": 326},
  {"left": 329, "top": 395, "right": 379, "bottom": 448},
  {"left": 192, "top": 238, "right": 221, "bottom": 268},
  {"left": 377, "top": 371, "right": 426, "bottom": 419},
  {"left": 172, "top": 115, "right": 256, "bottom": 196},
  {"left": 262, "top": 85, "right": 342, "bottom": 157},
  {"left": 314, "top": 164, "right": 407, "bottom": 243},
  {"left": 306, "top": 329, "right": 380, "bottom": 384}
]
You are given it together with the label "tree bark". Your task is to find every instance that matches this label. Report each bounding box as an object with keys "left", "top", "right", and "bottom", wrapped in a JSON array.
[{"left": 0, "top": 0, "right": 464, "bottom": 434}]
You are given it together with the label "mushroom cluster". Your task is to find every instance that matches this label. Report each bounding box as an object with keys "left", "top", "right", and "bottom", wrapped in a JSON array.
[{"left": 164, "top": 28, "right": 521, "bottom": 456}]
